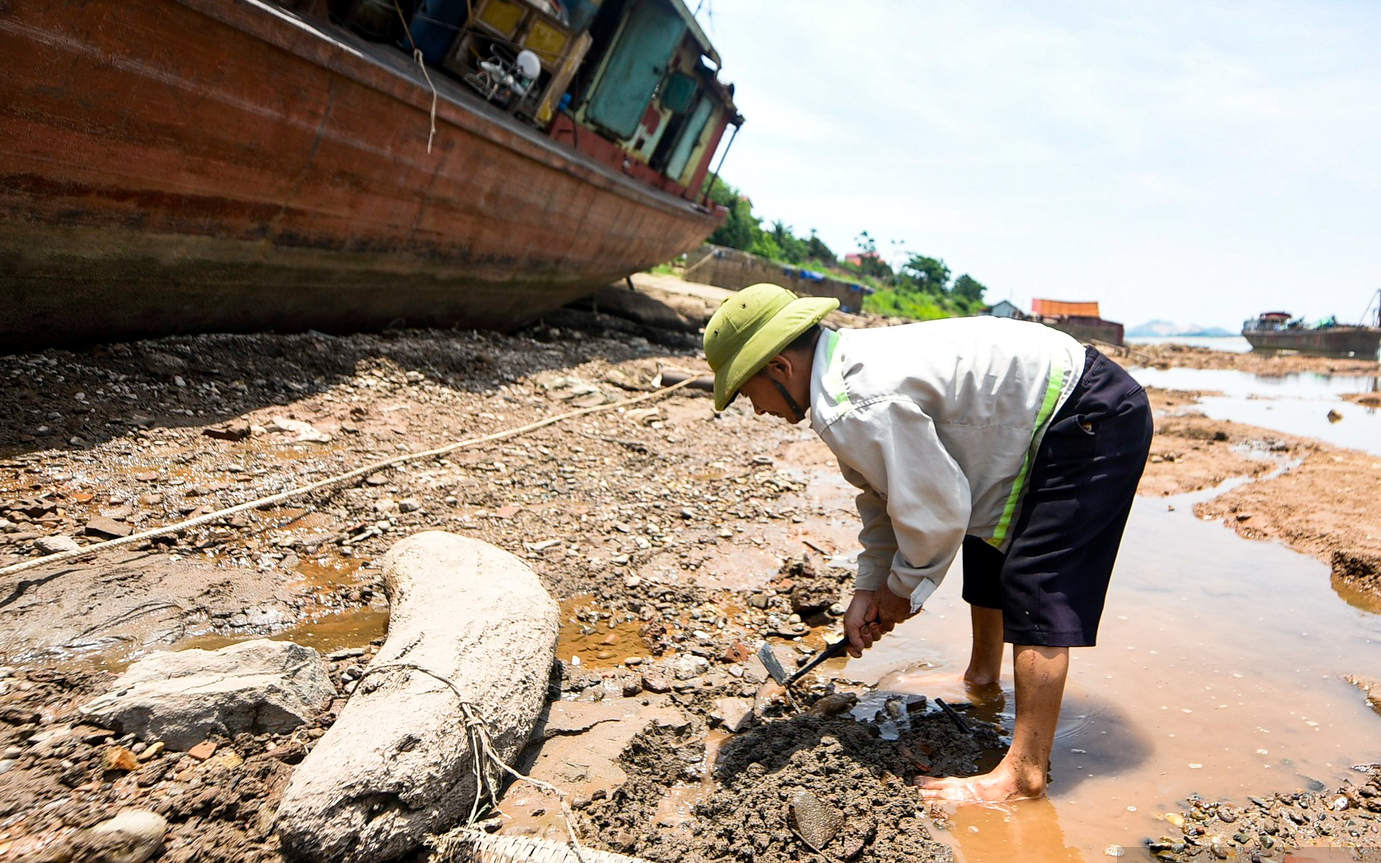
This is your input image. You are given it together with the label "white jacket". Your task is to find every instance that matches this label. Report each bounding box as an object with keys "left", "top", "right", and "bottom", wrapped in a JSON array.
[{"left": 809, "top": 317, "right": 1086, "bottom": 611}]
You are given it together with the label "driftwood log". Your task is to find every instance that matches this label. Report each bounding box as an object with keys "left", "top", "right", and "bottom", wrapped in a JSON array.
[{"left": 275, "top": 532, "right": 560, "bottom": 863}]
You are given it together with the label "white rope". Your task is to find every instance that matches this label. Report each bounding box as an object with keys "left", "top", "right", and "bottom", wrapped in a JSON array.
[
  {"left": 357, "top": 661, "right": 593, "bottom": 862},
  {"left": 0, "top": 377, "right": 695, "bottom": 580},
  {"left": 431, "top": 830, "right": 655, "bottom": 863},
  {"left": 393, "top": 0, "right": 439, "bottom": 152}
]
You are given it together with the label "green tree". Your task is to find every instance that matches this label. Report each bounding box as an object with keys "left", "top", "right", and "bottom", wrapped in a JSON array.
[
  {"left": 845, "top": 230, "right": 892, "bottom": 280},
  {"left": 903, "top": 255, "right": 951, "bottom": 295},
  {"left": 768, "top": 221, "right": 810, "bottom": 265},
  {"left": 952, "top": 274, "right": 987, "bottom": 305},
  {"left": 748, "top": 231, "right": 784, "bottom": 261},
  {"left": 804, "top": 229, "right": 835, "bottom": 264},
  {"left": 703, "top": 177, "right": 760, "bottom": 251}
]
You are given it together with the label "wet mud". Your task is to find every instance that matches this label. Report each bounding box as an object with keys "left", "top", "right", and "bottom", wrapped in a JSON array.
[{"left": 583, "top": 710, "right": 997, "bottom": 863}]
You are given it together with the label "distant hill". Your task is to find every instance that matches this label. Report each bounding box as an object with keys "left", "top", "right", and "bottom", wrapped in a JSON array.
[{"left": 1127, "top": 320, "right": 1235, "bottom": 338}]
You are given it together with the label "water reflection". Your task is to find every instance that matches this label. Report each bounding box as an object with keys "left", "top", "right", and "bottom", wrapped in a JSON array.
[
  {"left": 844, "top": 494, "right": 1381, "bottom": 862},
  {"left": 949, "top": 798, "right": 1086, "bottom": 863},
  {"left": 1129, "top": 366, "right": 1381, "bottom": 456},
  {"left": 1332, "top": 575, "right": 1381, "bottom": 616}
]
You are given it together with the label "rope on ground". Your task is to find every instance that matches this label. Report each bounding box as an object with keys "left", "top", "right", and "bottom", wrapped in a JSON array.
[
  {"left": 355, "top": 662, "right": 608, "bottom": 863},
  {"left": 430, "top": 830, "right": 655, "bottom": 863},
  {"left": 0, "top": 377, "right": 696, "bottom": 580}
]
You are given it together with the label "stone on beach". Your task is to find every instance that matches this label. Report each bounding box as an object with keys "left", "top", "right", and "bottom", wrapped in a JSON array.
[
  {"left": 273, "top": 531, "right": 560, "bottom": 863},
  {"left": 47, "top": 809, "right": 168, "bottom": 863},
  {"left": 34, "top": 534, "right": 82, "bottom": 555},
  {"left": 78, "top": 639, "right": 333, "bottom": 750}
]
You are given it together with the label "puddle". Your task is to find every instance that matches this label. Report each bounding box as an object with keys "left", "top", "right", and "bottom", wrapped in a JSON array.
[
  {"left": 558, "top": 595, "right": 648, "bottom": 669},
  {"left": 1332, "top": 576, "right": 1381, "bottom": 616},
  {"left": 1131, "top": 367, "right": 1381, "bottom": 456},
  {"left": 176, "top": 607, "right": 390, "bottom": 657},
  {"left": 840, "top": 494, "right": 1381, "bottom": 862},
  {"left": 287, "top": 555, "right": 365, "bottom": 593}
]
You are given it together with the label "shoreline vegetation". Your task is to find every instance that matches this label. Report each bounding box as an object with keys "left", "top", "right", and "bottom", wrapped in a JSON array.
[{"left": 699, "top": 177, "right": 988, "bottom": 320}]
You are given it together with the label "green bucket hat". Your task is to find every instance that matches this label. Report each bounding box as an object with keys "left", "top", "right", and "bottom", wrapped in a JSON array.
[{"left": 703, "top": 283, "right": 838, "bottom": 412}]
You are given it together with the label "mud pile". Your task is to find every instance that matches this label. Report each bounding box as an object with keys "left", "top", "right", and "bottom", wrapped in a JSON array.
[{"left": 581, "top": 703, "right": 1001, "bottom": 863}]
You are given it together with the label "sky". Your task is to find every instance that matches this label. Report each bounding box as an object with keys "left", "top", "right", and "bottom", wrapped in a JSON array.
[{"left": 689, "top": 0, "right": 1381, "bottom": 331}]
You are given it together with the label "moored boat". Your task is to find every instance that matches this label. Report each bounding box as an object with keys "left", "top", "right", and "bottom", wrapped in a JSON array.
[
  {"left": 1242, "top": 293, "right": 1381, "bottom": 358},
  {"left": 0, "top": 0, "right": 741, "bottom": 353}
]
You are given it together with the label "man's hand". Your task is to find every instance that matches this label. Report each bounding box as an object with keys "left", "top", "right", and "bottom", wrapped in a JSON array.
[
  {"left": 843, "top": 590, "right": 880, "bottom": 658},
  {"left": 874, "top": 582, "right": 914, "bottom": 632},
  {"left": 844, "top": 585, "right": 917, "bottom": 658}
]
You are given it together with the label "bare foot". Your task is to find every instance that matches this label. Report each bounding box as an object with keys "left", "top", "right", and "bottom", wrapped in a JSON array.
[{"left": 916, "top": 762, "right": 1045, "bottom": 804}]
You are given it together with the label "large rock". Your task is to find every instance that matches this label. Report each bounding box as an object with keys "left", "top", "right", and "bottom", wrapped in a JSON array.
[
  {"left": 79, "top": 639, "right": 333, "bottom": 750},
  {"left": 274, "top": 532, "right": 560, "bottom": 863}
]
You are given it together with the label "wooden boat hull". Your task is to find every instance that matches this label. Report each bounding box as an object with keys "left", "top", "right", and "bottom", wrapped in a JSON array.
[
  {"left": 1243, "top": 327, "right": 1381, "bottom": 358},
  {"left": 0, "top": 0, "right": 723, "bottom": 352}
]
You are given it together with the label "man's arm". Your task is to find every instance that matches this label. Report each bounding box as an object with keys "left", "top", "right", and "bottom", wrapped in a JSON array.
[{"left": 826, "top": 397, "right": 973, "bottom": 649}]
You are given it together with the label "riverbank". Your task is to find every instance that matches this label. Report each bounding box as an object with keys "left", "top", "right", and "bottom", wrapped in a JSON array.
[
  {"left": 0, "top": 321, "right": 1377, "bottom": 862},
  {"left": 1106, "top": 342, "right": 1381, "bottom": 598}
]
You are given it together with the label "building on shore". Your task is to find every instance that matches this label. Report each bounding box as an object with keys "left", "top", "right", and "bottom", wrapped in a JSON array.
[
  {"left": 1030, "top": 299, "right": 1124, "bottom": 346},
  {"left": 985, "top": 299, "right": 1026, "bottom": 319},
  {"left": 981, "top": 298, "right": 1124, "bottom": 346}
]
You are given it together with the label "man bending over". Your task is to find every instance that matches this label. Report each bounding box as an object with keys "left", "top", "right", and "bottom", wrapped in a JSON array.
[{"left": 703, "top": 283, "right": 1152, "bottom": 803}]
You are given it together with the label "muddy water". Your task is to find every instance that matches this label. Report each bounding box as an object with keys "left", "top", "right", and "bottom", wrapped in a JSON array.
[
  {"left": 176, "top": 608, "right": 390, "bottom": 658},
  {"left": 839, "top": 486, "right": 1381, "bottom": 862},
  {"left": 558, "top": 595, "right": 648, "bottom": 669},
  {"left": 173, "top": 557, "right": 389, "bottom": 659}
]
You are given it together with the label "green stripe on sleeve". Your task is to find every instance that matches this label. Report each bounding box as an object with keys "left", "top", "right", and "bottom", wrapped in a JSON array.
[
  {"left": 988, "top": 359, "right": 1070, "bottom": 547},
  {"left": 822, "top": 329, "right": 853, "bottom": 413}
]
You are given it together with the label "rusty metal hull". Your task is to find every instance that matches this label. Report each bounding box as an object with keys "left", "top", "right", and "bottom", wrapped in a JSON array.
[
  {"left": 0, "top": 0, "right": 723, "bottom": 352},
  {"left": 1243, "top": 327, "right": 1381, "bottom": 358}
]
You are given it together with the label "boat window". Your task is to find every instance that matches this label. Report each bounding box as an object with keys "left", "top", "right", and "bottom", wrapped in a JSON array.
[{"left": 660, "top": 71, "right": 696, "bottom": 113}]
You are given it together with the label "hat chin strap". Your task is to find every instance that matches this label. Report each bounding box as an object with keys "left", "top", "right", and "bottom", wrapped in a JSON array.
[{"left": 771, "top": 378, "right": 807, "bottom": 423}]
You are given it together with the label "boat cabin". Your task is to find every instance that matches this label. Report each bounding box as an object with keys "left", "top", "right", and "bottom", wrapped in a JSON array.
[
  {"left": 326, "top": 0, "right": 741, "bottom": 204},
  {"left": 1244, "top": 312, "right": 1299, "bottom": 332}
]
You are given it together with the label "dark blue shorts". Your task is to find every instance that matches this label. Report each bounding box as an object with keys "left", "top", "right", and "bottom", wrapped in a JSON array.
[{"left": 961, "top": 346, "right": 1153, "bottom": 647}]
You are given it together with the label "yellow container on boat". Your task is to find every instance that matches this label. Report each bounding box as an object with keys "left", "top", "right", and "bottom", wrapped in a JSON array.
[
  {"left": 476, "top": 0, "right": 524, "bottom": 37},
  {"left": 523, "top": 18, "right": 569, "bottom": 65}
]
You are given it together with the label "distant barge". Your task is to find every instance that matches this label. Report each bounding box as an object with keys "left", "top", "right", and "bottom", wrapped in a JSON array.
[
  {"left": 0, "top": 0, "right": 741, "bottom": 352},
  {"left": 1242, "top": 294, "right": 1381, "bottom": 358}
]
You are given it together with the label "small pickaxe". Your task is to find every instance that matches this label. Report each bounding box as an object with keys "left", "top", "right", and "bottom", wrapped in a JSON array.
[
  {"left": 757, "top": 634, "right": 853, "bottom": 690},
  {"left": 758, "top": 628, "right": 975, "bottom": 736}
]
